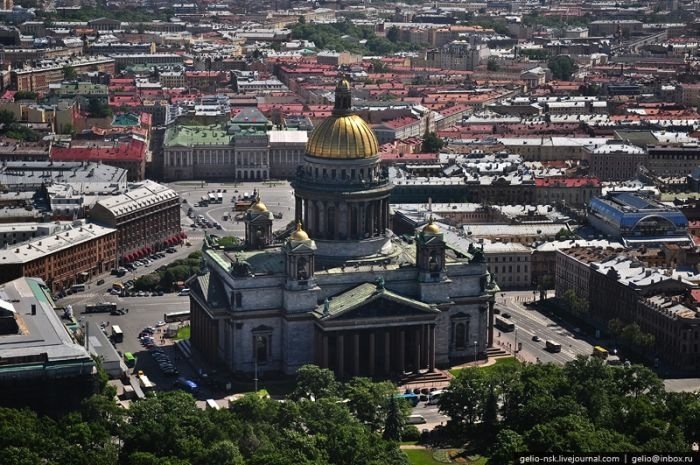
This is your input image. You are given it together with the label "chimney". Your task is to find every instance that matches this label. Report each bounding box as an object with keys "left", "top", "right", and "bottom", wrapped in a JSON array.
[{"left": 31, "top": 304, "right": 36, "bottom": 315}]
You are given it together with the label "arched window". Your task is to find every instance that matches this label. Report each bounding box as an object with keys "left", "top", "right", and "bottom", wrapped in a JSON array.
[
  {"left": 254, "top": 336, "right": 268, "bottom": 363},
  {"left": 429, "top": 252, "right": 440, "bottom": 272},
  {"left": 455, "top": 323, "right": 466, "bottom": 350},
  {"left": 297, "top": 257, "right": 308, "bottom": 280}
]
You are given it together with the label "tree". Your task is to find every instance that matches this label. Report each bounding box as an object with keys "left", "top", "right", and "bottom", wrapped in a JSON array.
[
  {"left": 439, "top": 368, "right": 489, "bottom": 426},
  {"left": 0, "top": 109, "right": 15, "bottom": 128},
  {"left": 345, "top": 377, "right": 399, "bottom": 432},
  {"left": 383, "top": 395, "right": 404, "bottom": 442},
  {"left": 208, "top": 440, "right": 245, "bottom": 465},
  {"left": 489, "top": 429, "right": 527, "bottom": 465},
  {"left": 134, "top": 273, "right": 160, "bottom": 291},
  {"left": 87, "top": 98, "right": 111, "bottom": 118},
  {"left": 290, "top": 364, "right": 339, "bottom": 401},
  {"left": 63, "top": 65, "right": 77, "bottom": 81},
  {"left": 483, "top": 385, "right": 499, "bottom": 431},
  {"left": 487, "top": 58, "right": 500, "bottom": 72},
  {"left": 562, "top": 289, "right": 589, "bottom": 317},
  {"left": 386, "top": 26, "right": 400, "bottom": 43},
  {"left": 547, "top": 55, "right": 577, "bottom": 81},
  {"left": 421, "top": 131, "right": 444, "bottom": 153}
]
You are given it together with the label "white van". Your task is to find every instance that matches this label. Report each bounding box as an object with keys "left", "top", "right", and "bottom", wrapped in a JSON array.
[
  {"left": 427, "top": 390, "right": 443, "bottom": 405},
  {"left": 407, "top": 415, "right": 427, "bottom": 425},
  {"left": 178, "top": 288, "right": 190, "bottom": 296}
]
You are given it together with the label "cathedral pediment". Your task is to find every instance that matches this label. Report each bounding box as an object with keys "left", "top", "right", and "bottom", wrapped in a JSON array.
[{"left": 314, "top": 282, "right": 438, "bottom": 322}]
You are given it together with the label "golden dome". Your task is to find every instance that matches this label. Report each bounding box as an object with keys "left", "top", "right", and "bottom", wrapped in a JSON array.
[
  {"left": 422, "top": 219, "right": 440, "bottom": 235},
  {"left": 250, "top": 197, "right": 268, "bottom": 212},
  {"left": 290, "top": 221, "right": 309, "bottom": 241},
  {"left": 306, "top": 114, "right": 379, "bottom": 159},
  {"left": 305, "top": 78, "right": 379, "bottom": 160}
]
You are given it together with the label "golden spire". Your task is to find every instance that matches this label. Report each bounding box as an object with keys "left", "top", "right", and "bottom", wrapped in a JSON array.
[{"left": 290, "top": 220, "right": 310, "bottom": 241}]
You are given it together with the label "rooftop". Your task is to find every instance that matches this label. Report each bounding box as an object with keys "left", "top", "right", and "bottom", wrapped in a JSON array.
[
  {"left": 0, "top": 220, "right": 115, "bottom": 264},
  {"left": 0, "top": 277, "right": 93, "bottom": 368}
]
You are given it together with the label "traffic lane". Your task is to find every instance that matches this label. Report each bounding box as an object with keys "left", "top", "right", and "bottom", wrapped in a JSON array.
[
  {"left": 58, "top": 242, "right": 202, "bottom": 308},
  {"left": 412, "top": 402, "right": 448, "bottom": 430},
  {"left": 497, "top": 300, "right": 594, "bottom": 355},
  {"left": 495, "top": 305, "right": 593, "bottom": 364}
]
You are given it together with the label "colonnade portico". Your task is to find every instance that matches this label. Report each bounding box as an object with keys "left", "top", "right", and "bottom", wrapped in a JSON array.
[
  {"left": 295, "top": 196, "right": 391, "bottom": 241},
  {"left": 315, "top": 324, "right": 436, "bottom": 377}
]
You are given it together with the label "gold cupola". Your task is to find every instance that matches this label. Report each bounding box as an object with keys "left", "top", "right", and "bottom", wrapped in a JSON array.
[
  {"left": 250, "top": 196, "right": 268, "bottom": 212},
  {"left": 305, "top": 79, "right": 379, "bottom": 159},
  {"left": 422, "top": 217, "right": 441, "bottom": 235},
  {"left": 290, "top": 221, "right": 310, "bottom": 241}
]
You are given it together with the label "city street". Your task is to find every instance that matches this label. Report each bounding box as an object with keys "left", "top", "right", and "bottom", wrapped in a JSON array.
[{"left": 494, "top": 291, "right": 595, "bottom": 365}]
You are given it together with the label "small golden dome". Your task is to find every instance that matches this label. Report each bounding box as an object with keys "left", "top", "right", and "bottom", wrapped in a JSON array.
[
  {"left": 422, "top": 220, "right": 440, "bottom": 235},
  {"left": 250, "top": 197, "right": 268, "bottom": 212},
  {"left": 306, "top": 114, "right": 379, "bottom": 159},
  {"left": 290, "top": 221, "right": 309, "bottom": 241}
]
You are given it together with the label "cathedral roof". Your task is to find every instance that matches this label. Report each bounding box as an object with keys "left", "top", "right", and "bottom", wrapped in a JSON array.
[
  {"left": 305, "top": 79, "right": 379, "bottom": 160},
  {"left": 314, "top": 282, "right": 438, "bottom": 320}
]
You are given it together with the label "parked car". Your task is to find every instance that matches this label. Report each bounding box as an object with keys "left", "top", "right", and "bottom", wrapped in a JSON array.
[{"left": 532, "top": 335, "right": 541, "bottom": 342}]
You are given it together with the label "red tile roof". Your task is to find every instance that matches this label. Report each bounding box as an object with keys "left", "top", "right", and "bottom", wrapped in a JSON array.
[
  {"left": 535, "top": 177, "right": 601, "bottom": 188},
  {"left": 51, "top": 138, "right": 147, "bottom": 162}
]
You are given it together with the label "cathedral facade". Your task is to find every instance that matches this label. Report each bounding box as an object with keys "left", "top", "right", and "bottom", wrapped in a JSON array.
[{"left": 189, "top": 81, "right": 496, "bottom": 378}]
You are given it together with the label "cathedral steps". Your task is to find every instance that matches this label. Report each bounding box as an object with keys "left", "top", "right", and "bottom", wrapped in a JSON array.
[
  {"left": 485, "top": 347, "right": 510, "bottom": 358},
  {"left": 398, "top": 369, "right": 452, "bottom": 387}
]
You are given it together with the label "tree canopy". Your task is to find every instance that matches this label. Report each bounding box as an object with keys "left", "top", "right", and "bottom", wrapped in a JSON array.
[
  {"left": 0, "top": 365, "right": 411, "bottom": 465},
  {"left": 547, "top": 55, "right": 577, "bottom": 81},
  {"left": 439, "top": 356, "right": 694, "bottom": 460}
]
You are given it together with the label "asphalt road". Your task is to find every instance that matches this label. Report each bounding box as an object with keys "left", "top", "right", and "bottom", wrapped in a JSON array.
[{"left": 494, "top": 292, "right": 595, "bottom": 365}]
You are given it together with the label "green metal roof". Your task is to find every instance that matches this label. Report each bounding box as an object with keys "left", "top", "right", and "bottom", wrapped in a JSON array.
[
  {"left": 315, "top": 282, "right": 437, "bottom": 320},
  {"left": 164, "top": 125, "right": 232, "bottom": 147}
]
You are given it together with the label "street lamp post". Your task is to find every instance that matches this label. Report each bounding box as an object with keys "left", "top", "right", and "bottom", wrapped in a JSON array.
[
  {"left": 514, "top": 328, "right": 518, "bottom": 356},
  {"left": 473, "top": 341, "right": 478, "bottom": 363}
]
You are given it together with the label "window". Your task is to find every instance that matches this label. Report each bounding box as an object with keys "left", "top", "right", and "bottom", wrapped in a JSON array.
[
  {"left": 235, "top": 292, "right": 242, "bottom": 307},
  {"left": 455, "top": 323, "right": 466, "bottom": 350}
]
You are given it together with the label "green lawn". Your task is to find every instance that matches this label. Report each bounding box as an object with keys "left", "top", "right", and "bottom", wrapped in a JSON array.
[
  {"left": 450, "top": 356, "right": 520, "bottom": 377},
  {"left": 176, "top": 326, "right": 191, "bottom": 340},
  {"left": 403, "top": 449, "right": 444, "bottom": 465}
]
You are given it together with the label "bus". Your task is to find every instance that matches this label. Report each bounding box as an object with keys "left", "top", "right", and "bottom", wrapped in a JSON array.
[
  {"left": 592, "top": 346, "right": 609, "bottom": 359},
  {"left": 495, "top": 316, "right": 515, "bottom": 332},
  {"left": 123, "top": 352, "right": 136, "bottom": 368},
  {"left": 216, "top": 193, "right": 223, "bottom": 203},
  {"left": 545, "top": 340, "right": 562, "bottom": 353},
  {"left": 164, "top": 310, "right": 190, "bottom": 323},
  {"left": 70, "top": 284, "right": 86, "bottom": 293},
  {"left": 200, "top": 196, "right": 209, "bottom": 207},
  {"left": 85, "top": 302, "right": 118, "bottom": 314},
  {"left": 208, "top": 193, "right": 217, "bottom": 204},
  {"left": 397, "top": 393, "right": 420, "bottom": 407},
  {"left": 111, "top": 325, "right": 124, "bottom": 343}
]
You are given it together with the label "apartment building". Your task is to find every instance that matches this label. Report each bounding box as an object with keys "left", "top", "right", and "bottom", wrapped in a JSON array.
[
  {"left": 89, "top": 180, "right": 182, "bottom": 263},
  {"left": 0, "top": 220, "right": 117, "bottom": 292}
]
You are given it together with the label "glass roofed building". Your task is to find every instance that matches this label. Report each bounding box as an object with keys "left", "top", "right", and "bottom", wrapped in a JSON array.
[
  {"left": 188, "top": 81, "right": 497, "bottom": 380},
  {"left": 588, "top": 192, "right": 691, "bottom": 247}
]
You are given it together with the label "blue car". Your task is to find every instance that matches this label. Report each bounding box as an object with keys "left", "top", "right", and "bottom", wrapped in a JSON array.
[{"left": 174, "top": 377, "right": 199, "bottom": 394}]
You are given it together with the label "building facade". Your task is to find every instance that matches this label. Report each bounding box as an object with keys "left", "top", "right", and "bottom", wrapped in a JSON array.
[
  {"left": 0, "top": 220, "right": 117, "bottom": 292},
  {"left": 189, "top": 81, "right": 496, "bottom": 378},
  {"left": 89, "top": 180, "right": 182, "bottom": 263}
]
